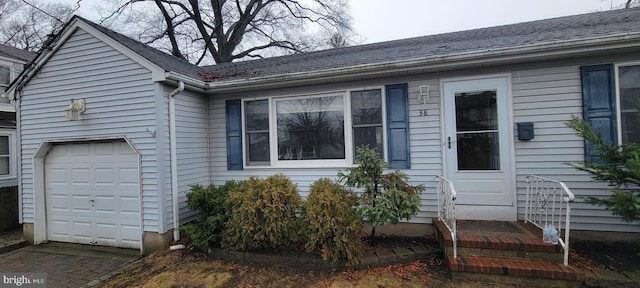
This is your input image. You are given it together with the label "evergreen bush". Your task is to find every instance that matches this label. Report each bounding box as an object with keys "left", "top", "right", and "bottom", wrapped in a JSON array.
[
  {"left": 182, "top": 180, "right": 245, "bottom": 248},
  {"left": 566, "top": 115, "right": 640, "bottom": 222},
  {"left": 338, "top": 146, "right": 425, "bottom": 238},
  {"left": 302, "top": 178, "right": 363, "bottom": 265},
  {"left": 222, "top": 174, "right": 302, "bottom": 251}
]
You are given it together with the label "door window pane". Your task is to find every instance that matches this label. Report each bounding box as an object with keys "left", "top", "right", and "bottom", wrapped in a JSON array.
[
  {"left": 457, "top": 132, "right": 500, "bottom": 170},
  {"left": 245, "top": 100, "right": 270, "bottom": 164},
  {"left": 455, "top": 90, "right": 500, "bottom": 170},
  {"left": 619, "top": 66, "right": 640, "bottom": 143},
  {"left": 351, "top": 89, "right": 383, "bottom": 158},
  {"left": 455, "top": 91, "right": 497, "bottom": 132},
  {"left": 276, "top": 95, "right": 345, "bottom": 160}
]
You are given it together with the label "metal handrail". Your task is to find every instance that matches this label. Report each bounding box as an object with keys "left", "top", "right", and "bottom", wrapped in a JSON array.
[
  {"left": 525, "top": 175, "right": 575, "bottom": 266},
  {"left": 436, "top": 175, "right": 457, "bottom": 258}
]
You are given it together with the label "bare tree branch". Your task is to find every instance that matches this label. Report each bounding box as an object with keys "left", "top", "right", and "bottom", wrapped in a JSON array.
[
  {"left": 98, "top": 0, "right": 356, "bottom": 64},
  {"left": 154, "top": 0, "right": 186, "bottom": 60},
  {"left": 21, "top": 0, "right": 63, "bottom": 24}
]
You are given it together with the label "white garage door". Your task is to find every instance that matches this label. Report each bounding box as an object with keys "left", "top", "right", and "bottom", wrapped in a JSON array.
[{"left": 45, "top": 141, "right": 141, "bottom": 249}]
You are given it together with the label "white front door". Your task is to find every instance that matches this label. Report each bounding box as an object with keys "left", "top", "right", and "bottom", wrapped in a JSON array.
[{"left": 443, "top": 76, "right": 515, "bottom": 220}]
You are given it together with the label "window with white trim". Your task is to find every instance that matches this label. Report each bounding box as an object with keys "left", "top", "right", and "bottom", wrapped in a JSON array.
[
  {"left": 351, "top": 89, "right": 384, "bottom": 159},
  {"left": 276, "top": 94, "right": 346, "bottom": 161},
  {"left": 242, "top": 88, "right": 384, "bottom": 167},
  {"left": 0, "top": 64, "right": 10, "bottom": 88},
  {"left": 0, "top": 131, "right": 16, "bottom": 179},
  {"left": 227, "top": 84, "right": 410, "bottom": 170},
  {"left": 618, "top": 65, "right": 640, "bottom": 144},
  {"left": 244, "top": 99, "right": 270, "bottom": 165}
]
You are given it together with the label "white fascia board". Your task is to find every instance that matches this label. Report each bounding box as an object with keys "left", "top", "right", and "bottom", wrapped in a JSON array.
[{"left": 202, "top": 32, "right": 640, "bottom": 93}]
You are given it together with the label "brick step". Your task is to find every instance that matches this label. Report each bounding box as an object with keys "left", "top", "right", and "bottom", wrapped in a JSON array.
[
  {"left": 434, "top": 218, "right": 563, "bottom": 262},
  {"left": 448, "top": 255, "right": 584, "bottom": 288}
]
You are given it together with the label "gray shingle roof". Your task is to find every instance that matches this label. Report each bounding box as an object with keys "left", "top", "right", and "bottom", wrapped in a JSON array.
[
  {"left": 76, "top": 7, "right": 640, "bottom": 83},
  {"left": 0, "top": 44, "right": 36, "bottom": 62},
  {"left": 77, "top": 16, "right": 207, "bottom": 78}
]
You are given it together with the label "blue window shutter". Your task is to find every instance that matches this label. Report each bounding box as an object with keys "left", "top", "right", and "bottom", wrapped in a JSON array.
[
  {"left": 226, "top": 99, "right": 243, "bottom": 170},
  {"left": 386, "top": 83, "right": 410, "bottom": 169},
  {"left": 580, "top": 64, "right": 617, "bottom": 163}
]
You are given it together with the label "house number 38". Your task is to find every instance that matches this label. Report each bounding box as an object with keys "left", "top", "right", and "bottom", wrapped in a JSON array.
[{"left": 418, "top": 109, "right": 428, "bottom": 117}]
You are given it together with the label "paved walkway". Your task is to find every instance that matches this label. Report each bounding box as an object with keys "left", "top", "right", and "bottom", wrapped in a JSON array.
[{"left": 0, "top": 242, "right": 140, "bottom": 288}]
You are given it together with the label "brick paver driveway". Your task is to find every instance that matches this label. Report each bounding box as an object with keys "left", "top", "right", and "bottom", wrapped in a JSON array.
[{"left": 0, "top": 242, "right": 140, "bottom": 288}]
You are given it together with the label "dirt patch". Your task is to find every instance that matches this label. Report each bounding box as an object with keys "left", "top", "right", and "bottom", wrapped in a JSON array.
[
  {"left": 363, "top": 233, "right": 438, "bottom": 252},
  {"left": 570, "top": 240, "right": 640, "bottom": 272},
  {"left": 95, "top": 244, "right": 453, "bottom": 288},
  {"left": 0, "top": 228, "right": 22, "bottom": 243},
  {"left": 94, "top": 234, "right": 640, "bottom": 287},
  {"left": 95, "top": 235, "right": 517, "bottom": 288}
]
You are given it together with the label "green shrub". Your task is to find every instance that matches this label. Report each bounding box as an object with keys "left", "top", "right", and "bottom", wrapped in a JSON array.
[
  {"left": 302, "top": 178, "right": 363, "bottom": 265},
  {"left": 182, "top": 180, "right": 245, "bottom": 248},
  {"left": 566, "top": 115, "right": 640, "bottom": 222},
  {"left": 339, "top": 146, "right": 425, "bottom": 238},
  {"left": 222, "top": 174, "right": 302, "bottom": 251}
]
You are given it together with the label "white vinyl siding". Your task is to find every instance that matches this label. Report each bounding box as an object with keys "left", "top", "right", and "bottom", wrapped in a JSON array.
[
  {"left": 210, "top": 79, "right": 443, "bottom": 224},
  {"left": 19, "top": 28, "right": 162, "bottom": 232},
  {"left": 512, "top": 64, "right": 640, "bottom": 233},
  {"left": 173, "top": 87, "right": 209, "bottom": 225},
  {"left": 209, "top": 59, "right": 640, "bottom": 233}
]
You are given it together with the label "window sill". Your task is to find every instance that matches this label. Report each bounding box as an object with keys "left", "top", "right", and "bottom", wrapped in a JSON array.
[{"left": 244, "top": 160, "right": 360, "bottom": 170}]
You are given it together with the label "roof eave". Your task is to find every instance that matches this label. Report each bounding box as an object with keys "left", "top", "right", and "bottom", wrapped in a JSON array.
[{"left": 200, "top": 32, "right": 640, "bottom": 93}]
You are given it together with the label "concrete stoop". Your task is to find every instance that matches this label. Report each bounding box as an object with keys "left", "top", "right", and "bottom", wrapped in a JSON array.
[{"left": 434, "top": 218, "right": 585, "bottom": 288}]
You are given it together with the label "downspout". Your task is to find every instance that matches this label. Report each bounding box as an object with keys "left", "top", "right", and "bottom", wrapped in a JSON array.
[{"left": 169, "top": 81, "right": 184, "bottom": 243}]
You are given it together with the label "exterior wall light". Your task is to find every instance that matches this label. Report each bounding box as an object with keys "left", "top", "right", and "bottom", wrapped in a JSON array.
[
  {"left": 419, "top": 85, "right": 430, "bottom": 104},
  {"left": 65, "top": 98, "right": 86, "bottom": 121}
]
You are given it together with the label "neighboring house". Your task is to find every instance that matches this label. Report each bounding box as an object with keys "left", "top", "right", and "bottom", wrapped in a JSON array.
[
  {"left": 0, "top": 44, "right": 35, "bottom": 232},
  {"left": 7, "top": 8, "right": 640, "bottom": 253}
]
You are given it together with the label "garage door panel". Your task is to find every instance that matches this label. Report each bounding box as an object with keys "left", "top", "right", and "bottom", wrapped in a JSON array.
[
  {"left": 72, "top": 221, "right": 93, "bottom": 238},
  {"left": 120, "top": 225, "right": 142, "bottom": 242},
  {"left": 71, "top": 143, "right": 90, "bottom": 156},
  {"left": 94, "top": 168, "right": 115, "bottom": 184},
  {"left": 120, "top": 197, "right": 141, "bottom": 213},
  {"left": 95, "top": 196, "right": 116, "bottom": 213},
  {"left": 47, "top": 194, "right": 69, "bottom": 212},
  {"left": 48, "top": 219, "right": 70, "bottom": 238},
  {"left": 70, "top": 168, "right": 91, "bottom": 183},
  {"left": 46, "top": 168, "right": 68, "bottom": 184},
  {"left": 120, "top": 169, "right": 138, "bottom": 184},
  {"left": 71, "top": 196, "right": 92, "bottom": 212},
  {"left": 45, "top": 141, "right": 141, "bottom": 249}
]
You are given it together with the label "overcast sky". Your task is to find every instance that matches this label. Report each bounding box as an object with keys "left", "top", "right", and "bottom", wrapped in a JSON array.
[
  {"left": 349, "top": 0, "right": 631, "bottom": 43},
  {"left": 66, "top": 0, "right": 632, "bottom": 44}
]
